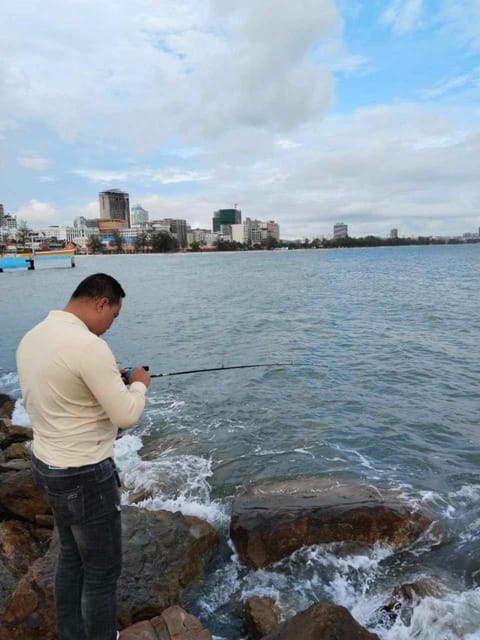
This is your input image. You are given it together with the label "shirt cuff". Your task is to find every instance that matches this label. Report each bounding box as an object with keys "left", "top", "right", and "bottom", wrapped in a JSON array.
[{"left": 130, "top": 381, "right": 147, "bottom": 394}]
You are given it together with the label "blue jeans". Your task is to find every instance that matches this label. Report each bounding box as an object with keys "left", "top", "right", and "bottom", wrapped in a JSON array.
[{"left": 31, "top": 454, "right": 122, "bottom": 640}]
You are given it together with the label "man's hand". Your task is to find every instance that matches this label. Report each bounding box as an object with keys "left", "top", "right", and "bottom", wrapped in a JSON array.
[{"left": 120, "top": 367, "right": 151, "bottom": 388}]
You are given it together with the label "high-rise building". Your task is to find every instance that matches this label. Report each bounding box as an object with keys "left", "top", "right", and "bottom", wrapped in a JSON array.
[
  {"left": 390, "top": 228, "right": 398, "bottom": 239},
  {"left": 266, "top": 221, "right": 280, "bottom": 241},
  {"left": 333, "top": 222, "right": 348, "bottom": 239},
  {"left": 213, "top": 208, "right": 241, "bottom": 232},
  {"left": 152, "top": 218, "right": 188, "bottom": 246},
  {"left": 0, "top": 204, "right": 4, "bottom": 226},
  {"left": 131, "top": 204, "right": 149, "bottom": 225},
  {"left": 99, "top": 189, "right": 130, "bottom": 227}
]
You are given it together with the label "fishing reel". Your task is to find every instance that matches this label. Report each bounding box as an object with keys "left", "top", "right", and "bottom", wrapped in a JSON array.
[{"left": 122, "top": 365, "right": 149, "bottom": 384}]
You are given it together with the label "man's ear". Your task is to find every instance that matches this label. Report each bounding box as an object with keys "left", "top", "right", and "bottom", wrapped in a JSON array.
[{"left": 96, "top": 297, "right": 110, "bottom": 312}]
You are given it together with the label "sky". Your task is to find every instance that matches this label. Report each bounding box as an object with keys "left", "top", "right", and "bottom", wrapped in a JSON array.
[{"left": 1, "top": 0, "right": 480, "bottom": 239}]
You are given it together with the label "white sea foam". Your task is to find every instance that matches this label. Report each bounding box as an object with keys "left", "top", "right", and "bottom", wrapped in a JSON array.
[
  {"left": 449, "top": 485, "right": 480, "bottom": 507},
  {"left": 0, "top": 371, "right": 20, "bottom": 394},
  {"left": 11, "top": 398, "right": 31, "bottom": 427},
  {"left": 376, "top": 589, "right": 480, "bottom": 640},
  {"left": 114, "top": 433, "right": 227, "bottom": 525},
  {"left": 196, "top": 541, "right": 244, "bottom": 615}
]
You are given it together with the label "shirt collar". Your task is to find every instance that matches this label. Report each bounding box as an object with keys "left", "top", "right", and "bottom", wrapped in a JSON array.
[{"left": 48, "top": 310, "right": 90, "bottom": 332}]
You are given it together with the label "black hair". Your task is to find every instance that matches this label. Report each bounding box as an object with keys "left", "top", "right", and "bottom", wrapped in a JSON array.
[{"left": 71, "top": 273, "right": 125, "bottom": 303}]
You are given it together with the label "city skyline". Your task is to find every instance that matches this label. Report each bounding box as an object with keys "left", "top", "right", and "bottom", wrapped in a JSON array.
[{"left": 1, "top": 2, "right": 480, "bottom": 239}]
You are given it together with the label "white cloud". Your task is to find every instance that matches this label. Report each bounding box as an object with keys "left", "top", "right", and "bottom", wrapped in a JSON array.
[
  {"left": 419, "top": 72, "right": 476, "bottom": 98},
  {"left": 382, "top": 0, "right": 426, "bottom": 33},
  {"left": 0, "top": 0, "right": 341, "bottom": 149},
  {"left": 439, "top": 0, "right": 480, "bottom": 50},
  {"left": 73, "top": 170, "right": 130, "bottom": 183},
  {"left": 149, "top": 169, "right": 212, "bottom": 184},
  {"left": 17, "top": 153, "right": 49, "bottom": 171},
  {"left": 73, "top": 167, "right": 212, "bottom": 185},
  {"left": 14, "top": 199, "right": 57, "bottom": 225}
]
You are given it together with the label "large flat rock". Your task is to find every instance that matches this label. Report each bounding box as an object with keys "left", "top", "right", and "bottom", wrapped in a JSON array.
[{"left": 230, "top": 477, "right": 442, "bottom": 568}]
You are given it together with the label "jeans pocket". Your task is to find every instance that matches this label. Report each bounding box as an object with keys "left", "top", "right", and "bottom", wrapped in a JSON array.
[
  {"left": 47, "top": 486, "right": 85, "bottom": 525},
  {"left": 84, "top": 474, "right": 121, "bottom": 521}
]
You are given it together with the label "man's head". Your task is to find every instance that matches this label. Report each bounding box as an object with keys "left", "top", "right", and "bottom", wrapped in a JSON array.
[{"left": 65, "top": 273, "right": 125, "bottom": 335}]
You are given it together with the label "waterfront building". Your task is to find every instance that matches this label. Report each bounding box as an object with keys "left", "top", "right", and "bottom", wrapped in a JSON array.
[
  {"left": 131, "top": 204, "right": 149, "bottom": 226},
  {"left": 151, "top": 218, "right": 187, "bottom": 246},
  {"left": 213, "top": 208, "right": 241, "bottom": 232},
  {"left": 333, "top": 222, "right": 348, "bottom": 239},
  {"left": 74, "top": 216, "right": 98, "bottom": 229},
  {"left": 150, "top": 220, "right": 172, "bottom": 234},
  {"left": 231, "top": 221, "right": 250, "bottom": 244},
  {"left": 190, "top": 228, "right": 210, "bottom": 244},
  {"left": 0, "top": 213, "right": 17, "bottom": 232},
  {"left": 203, "top": 231, "right": 220, "bottom": 247},
  {"left": 231, "top": 217, "right": 281, "bottom": 245},
  {"left": 0, "top": 204, "right": 4, "bottom": 225},
  {"left": 99, "top": 189, "right": 130, "bottom": 227},
  {"left": 267, "top": 221, "right": 280, "bottom": 241},
  {"left": 390, "top": 228, "right": 398, "bottom": 239}
]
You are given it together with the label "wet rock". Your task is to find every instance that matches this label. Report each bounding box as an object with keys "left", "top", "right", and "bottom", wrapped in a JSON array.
[
  {"left": 118, "top": 507, "right": 218, "bottom": 625},
  {"left": 0, "top": 420, "right": 33, "bottom": 448},
  {"left": 0, "top": 469, "right": 50, "bottom": 521},
  {"left": 244, "top": 596, "right": 281, "bottom": 639},
  {"left": 140, "top": 433, "right": 195, "bottom": 460},
  {"left": 230, "top": 477, "right": 443, "bottom": 568},
  {"left": 4, "top": 442, "right": 31, "bottom": 461},
  {"left": 119, "top": 605, "right": 212, "bottom": 639},
  {"left": 383, "top": 577, "right": 447, "bottom": 621},
  {"left": 0, "top": 395, "right": 15, "bottom": 420},
  {"left": 0, "top": 506, "right": 218, "bottom": 638},
  {"left": 0, "top": 459, "right": 31, "bottom": 473},
  {"left": 262, "top": 602, "right": 379, "bottom": 640}
]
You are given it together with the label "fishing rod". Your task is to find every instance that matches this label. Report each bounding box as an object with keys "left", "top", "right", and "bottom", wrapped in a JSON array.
[{"left": 123, "top": 362, "right": 290, "bottom": 381}]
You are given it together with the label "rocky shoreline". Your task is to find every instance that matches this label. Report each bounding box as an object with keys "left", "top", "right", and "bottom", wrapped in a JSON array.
[{"left": 0, "top": 392, "right": 446, "bottom": 639}]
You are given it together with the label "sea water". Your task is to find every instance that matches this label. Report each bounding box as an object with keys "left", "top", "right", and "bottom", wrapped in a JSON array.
[{"left": 1, "top": 245, "right": 480, "bottom": 639}]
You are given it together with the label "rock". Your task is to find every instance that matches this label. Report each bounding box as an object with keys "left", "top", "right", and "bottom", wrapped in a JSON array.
[
  {"left": 230, "top": 477, "right": 443, "bottom": 568},
  {"left": 0, "top": 540, "right": 57, "bottom": 640},
  {"left": 0, "top": 459, "right": 31, "bottom": 473},
  {"left": 34, "top": 514, "right": 55, "bottom": 529},
  {"left": 0, "top": 395, "right": 15, "bottom": 420},
  {"left": 0, "top": 420, "right": 33, "bottom": 447},
  {"left": 244, "top": 597, "right": 281, "bottom": 639},
  {"left": 0, "top": 506, "right": 218, "bottom": 638},
  {"left": 0, "top": 519, "right": 49, "bottom": 612},
  {"left": 262, "top": 602, "right": 379, "bottom": 640},
  {"left": 4, "top": 442, "right": 31, "bottom": 461},
  {"left": 119, "top": 606, "right": 212, "bottom": 639},
  {"left": 383, "top": 577, "right": 447, "bottom": 620},
  {"left": 0, "top": 519, "right": 47, "bottom": 578},
  {"left": 0, "top": 469, "right": 50, "bottom": 521},
  {"left": 118, "top": 507, "right": 218, "bottom": 625}
]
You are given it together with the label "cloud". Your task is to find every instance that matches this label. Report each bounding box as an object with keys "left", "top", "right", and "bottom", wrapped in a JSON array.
[
  {"left": 382, "top": 0, "right": 426, "bottom": 33},
  {"left": 17, "top": 153, "right": 49, "bottom": 170},
  {"left": 73, "top": 167, "right": 212, "bottom": 185},
  {"left": 439, "top": 0, "right": 480, "bottom": 50},
  {"left": 14, "top": 199, "right": 58, "bottom": 225},
  {"left": 0, "top": 0, "right": 342, "bottom": 149},
  {"left": 419, "top": 71, "right": 477, "bottom": 99}
]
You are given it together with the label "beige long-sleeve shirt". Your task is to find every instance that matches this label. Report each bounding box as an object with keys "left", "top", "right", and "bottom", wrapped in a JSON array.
[{"left": 16, "top": 310, "right": 147, "bottom": 467}]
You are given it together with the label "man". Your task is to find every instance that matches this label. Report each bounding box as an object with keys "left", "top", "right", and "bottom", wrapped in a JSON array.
[{"left": 16, "top": 273, "right": 150, "bottom": 640}]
